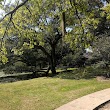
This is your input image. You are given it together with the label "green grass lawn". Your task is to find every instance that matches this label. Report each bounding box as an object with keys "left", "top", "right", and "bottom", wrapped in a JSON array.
[{"left": 0, "top": 77, "right": 110, "bottom": 110}]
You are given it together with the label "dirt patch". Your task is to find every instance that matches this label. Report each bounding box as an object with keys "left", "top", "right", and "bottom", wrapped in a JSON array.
[
  {"left": 20, "top": 96, "right": 39, "bottom": 110},
  {"left": 96, "top": 76, "right": 110, "bottom": 81}
]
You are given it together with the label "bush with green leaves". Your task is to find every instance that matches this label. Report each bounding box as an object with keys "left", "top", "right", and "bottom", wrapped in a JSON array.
[
  {"left": 57, "top": 66, "right": 110, "bottom": 79},
  {"left": 94, "top": 61, "right": 108, "bottom": 69},
  {"left": 62, "top": 53, "right": 74, "bottom": 67},
  {"left": 83, "top": 65, "right": 110, "bottom": 78},
  {"left": 3, "top": 66, "right": 16, "bottom": 74},
  {"left": 14, "top": 61, "right": 27, "bottom": 72},
  {"left": 3, "top": 61, "right": 28, "bottom": 74},
  {"left": 62, "top": 49, "right": 86, "bottom": 67},
  {"left": 89, "top": 37, "right": 110, "bottom": 64}
]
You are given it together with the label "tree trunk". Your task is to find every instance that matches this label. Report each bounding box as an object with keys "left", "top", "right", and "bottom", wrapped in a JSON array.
[
  {"left": 61, "top": 12, "right": 66, "bottom": 38},
  {"left": 45, "top": 66, "right": 51, "bottom": 76},
  {"left": 50, "top": 62, "right": 56, "bottom": 75},
  {"left": 35, "top": 44, "right": 58, "bottom": 75},
  {"left": 50, "top": 44, "right": 57, "bottom": 75}
]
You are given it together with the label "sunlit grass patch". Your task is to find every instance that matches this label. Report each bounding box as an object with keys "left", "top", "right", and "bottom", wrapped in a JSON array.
[{"left": 0, "top": 76, "right": 110, "bottom": 110}]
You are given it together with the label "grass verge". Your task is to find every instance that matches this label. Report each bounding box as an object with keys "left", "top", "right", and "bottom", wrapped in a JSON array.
[{"left": 0, "top": 76, "right": 110, "bottom": 110}]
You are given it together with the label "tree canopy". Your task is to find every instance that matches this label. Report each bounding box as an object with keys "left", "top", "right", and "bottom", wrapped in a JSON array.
[{"left": 0, "top": 0, "right": 109, "bottom": 74}]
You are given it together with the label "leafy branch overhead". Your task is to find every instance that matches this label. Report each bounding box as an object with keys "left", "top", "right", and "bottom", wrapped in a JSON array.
[{"left": 0, "top": 0, "right": 28, "bottom": 22}]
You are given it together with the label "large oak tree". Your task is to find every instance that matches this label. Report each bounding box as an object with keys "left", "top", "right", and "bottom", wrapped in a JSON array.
[{"left": 0, "top": 0, "right": 107, "bottom": 75}]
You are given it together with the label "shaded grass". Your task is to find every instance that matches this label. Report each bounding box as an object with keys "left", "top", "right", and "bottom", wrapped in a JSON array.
[{"left": 0, "top": 75, "right": 110, "bottom": 110}]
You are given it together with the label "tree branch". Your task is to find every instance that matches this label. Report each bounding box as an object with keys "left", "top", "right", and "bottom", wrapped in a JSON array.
[
  {"left": 106, "top": 0, "right": 109, "bottom": 4},
  {"left": 0, "top": 0, "right": 28, "bottom": 57},
  {"left": 34, "top": 45, "right": 51, "bottom": 59},
  {"left": 25, "top": 5, "right": 32, "bottom": 15},
  {"left": 54, "top": 33, "right": 62, "bottom": 45},
  {"left": 69, "top": 0, "right": 85, "bottom": 35},
  {"left": 0, "top": 0, "right": 28, "bottom": 22}
]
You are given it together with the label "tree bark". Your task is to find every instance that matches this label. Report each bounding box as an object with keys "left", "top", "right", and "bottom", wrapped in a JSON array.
[
  {"left": 50, "top": 44, "right": 57, "bottom": 75},
  {"left": 50, "top": 60, "right": 56, "bottom": 75},
  {"left": 61, "top": 12, "right": 66, "bottom": 38},
  {"left": 35, "top": 45, "right": 57, "bottom": 75},
  {"left": 35, "top": 32, "right": 62, "bottom": 76},
  {"left": 45, "top": 66, "right": 51, "bottom": 76}
]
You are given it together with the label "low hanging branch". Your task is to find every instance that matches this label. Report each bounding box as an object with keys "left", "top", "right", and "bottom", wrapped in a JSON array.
[
  {"left": 34, "top": 45, "right": 51, "bottom": 59},
  {"left": 2, "top": 14, "right": 12, "bottom": 38},
  {"left": 0, "top": 0, "right": 28, "bottom": 22},
  {"left": 0, "top": 0, "right": 29, "bottom": 41},
  {"left": 0, "top": 0, "right": 29, "bottom": 62}
]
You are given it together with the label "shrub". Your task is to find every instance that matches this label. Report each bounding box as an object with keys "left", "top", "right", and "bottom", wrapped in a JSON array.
[
  {"left": 91, "top": 61, "right": 110, "bottom": 77},
  {"left": 83, "top": 65, "right": 110, "bottom": 78},
  {"left": 14, "top": 61, "right": 27, "bottom": 72},
  {"left": 93, "top": 61, "right": 108, "bottom": 69},
  {"left": 3, "top": 66, "right": 15, "bottom": 74},
  {"left": 62, "top": 53, "right": 74, "bottom": 67},
  {"left": 62, "top": 52, "right": 86, "bottom": 67}
]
